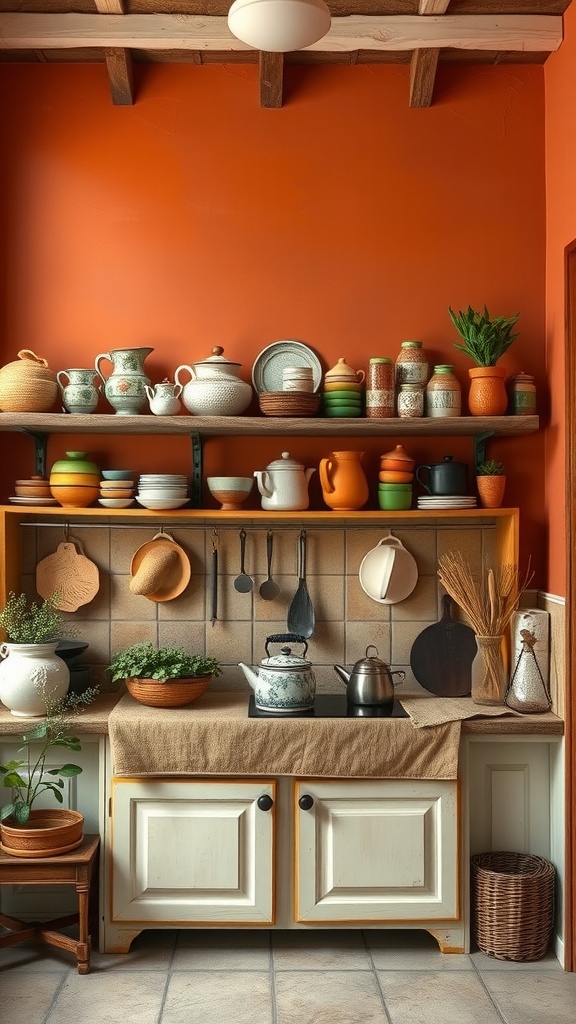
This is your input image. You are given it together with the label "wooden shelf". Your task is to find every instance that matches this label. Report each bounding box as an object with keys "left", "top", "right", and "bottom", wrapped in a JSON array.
[{"left": 0, "top": 412, "right": 539, "bottom": 438}]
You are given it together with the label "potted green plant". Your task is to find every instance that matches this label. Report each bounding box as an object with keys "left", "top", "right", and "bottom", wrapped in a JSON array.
[
  {"left": 0, "top": 592, "right": 71, "bottom": 718},
  {"left": 448, "top": 305, "right": 520, "bottom": 415},
  {"left": 109, "top": 642, "right": 222, "bottom": 708},
  {"left": 476, "top": 459, "right": 506, "bottom": 509},
  {"left": 0, "top": 683, "right": 99, "bottom": 856}
]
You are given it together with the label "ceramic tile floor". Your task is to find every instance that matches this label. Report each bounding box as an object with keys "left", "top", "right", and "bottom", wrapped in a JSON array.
[{"left": 1, "top": 928, "right": 575, "bottom": 1024}]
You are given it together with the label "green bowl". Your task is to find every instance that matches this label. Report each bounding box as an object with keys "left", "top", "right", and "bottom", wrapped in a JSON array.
[
  {"left": 378, "top": 492, "right": 412, "bottom": 510},
  {"left": 378, "top": 482, "right": 413, "bottom": 493},
  {"left": 322, "top": 391, "right": 363, "bottom": 403},
  {"left": 323, "top": 401, "right": 358, "bottom": 413}
]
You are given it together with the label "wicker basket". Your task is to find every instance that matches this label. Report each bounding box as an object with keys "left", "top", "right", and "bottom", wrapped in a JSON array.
[
  {"left": 0, "top": 809, "right": 84, "bottom": 858},
  {"left": 0, "top": 349, "right": 58, "bottom": 412},
  {"left": 125, "top": 675, "right": 211, "bottom": 708},
  {"left": 471, "top": 851, "right": 555, "bottom": 961}
]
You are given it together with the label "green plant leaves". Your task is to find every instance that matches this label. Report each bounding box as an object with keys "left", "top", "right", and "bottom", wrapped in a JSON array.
[{"left": 449, "top": 305, "right": 519, "bottom": 366}]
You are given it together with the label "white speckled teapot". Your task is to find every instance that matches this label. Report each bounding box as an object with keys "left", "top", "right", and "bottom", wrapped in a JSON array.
[
  {"left": 174, "top": 347, "right": 252, "bottom": 416},
  {"left": 239, "top": 633, "right": 316, "bottom": 712},
  {"left": 254, "top": 451, "right": 315, "bottom": 511}
]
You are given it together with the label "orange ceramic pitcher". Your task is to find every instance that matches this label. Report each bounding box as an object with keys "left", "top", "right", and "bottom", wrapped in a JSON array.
[{"left": 319, "top": 451, "right": 369, "bottom": 511}]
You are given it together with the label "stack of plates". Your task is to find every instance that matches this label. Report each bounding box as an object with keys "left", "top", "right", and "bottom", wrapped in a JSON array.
[
  {"left": 417, "top": 495, "right": 477, "bottom": 510},
  {"left": 259, "top": 391, "right": 321, "bottom": 417},
  {"left": 136, "top": 474, "right": 190, "bottom": 510}
]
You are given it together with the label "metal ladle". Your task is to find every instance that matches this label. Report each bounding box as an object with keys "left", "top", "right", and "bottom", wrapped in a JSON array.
[
  {"left": 233, "top": 529, "right": 253, "bottom": 593},
  {"left": 259, "top": 531, "right": 280, "bottom": 601}
]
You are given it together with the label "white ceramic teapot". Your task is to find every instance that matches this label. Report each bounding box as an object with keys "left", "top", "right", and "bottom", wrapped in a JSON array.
[
  {"left": 254, "top": 452, "right": 315, "bottom": 511},
  {"left": 145, "top": 380, "right": 182, "bottom": 416},
  {"left": 174, "top": 347, "right": 252, "bottom": 416},
  {"left": 239, "top": 633, "right": 316, "bottom": 712}
]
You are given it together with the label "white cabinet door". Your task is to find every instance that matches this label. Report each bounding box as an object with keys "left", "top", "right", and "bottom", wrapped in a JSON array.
[
  {"left": 295, "top": 779, "right": 459, "bottom": 922},
  {"left": 111, "top": 778, "right": 275, "bottom": 924}
]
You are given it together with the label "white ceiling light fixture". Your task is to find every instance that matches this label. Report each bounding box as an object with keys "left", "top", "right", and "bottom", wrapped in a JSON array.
[{"left": 227, "top": 0, "right": 332, "bottom": 53}]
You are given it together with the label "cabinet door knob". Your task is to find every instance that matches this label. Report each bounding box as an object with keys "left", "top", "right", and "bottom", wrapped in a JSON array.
[
  {"left": 298, "top": 794, "right": 314, "bottom": 810},
  {"left": 257, "top": 794, "right": 273, "bottom": 811}
]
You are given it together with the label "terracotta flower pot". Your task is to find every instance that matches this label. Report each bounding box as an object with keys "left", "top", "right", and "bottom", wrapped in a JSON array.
[
  {"left": 125, "top": 676, "right": 211, "bottom": 708},
  {"left": 468, "top": 366, "right": 508, "bottom": 416},
  {"left": 476, "top": 475, "right": 506, "bottom": 509},
  {"left": 0, "top": 809, "right": 84, "bottom": 858}
]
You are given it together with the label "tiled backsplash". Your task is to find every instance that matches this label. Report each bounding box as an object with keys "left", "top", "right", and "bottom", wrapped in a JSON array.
[{"left": 19, "top": 520, "right": 505, "bottom": 695}]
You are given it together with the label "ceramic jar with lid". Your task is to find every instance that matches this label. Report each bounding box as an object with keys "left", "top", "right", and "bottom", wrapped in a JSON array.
[
  {"left": 253, "top": 452, "right": 315, "bottom": 511},
  {"left": 366, "top": 357, "right": 395, "bottom": 418},
  {"left": 508, "top": 371, "right": 537, "bottom": 415},
  {"left": 395, "top": 340, "right": 429, "bottom": 387},
  {"left": 425, "top": 365, "right": 461, "bottom": 418},
  {"left": 175, "top": 347, "right": 252, "bottom": 416}
]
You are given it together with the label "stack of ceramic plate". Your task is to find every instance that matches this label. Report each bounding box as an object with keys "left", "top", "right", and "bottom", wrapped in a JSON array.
[
  {"left": 136, "top": 474, "right": 190, "bottom": 510},
  {"left": 259, "top": 391, "right": 321, "bottom": 417},
  {"left": 417, "top": 495, "right": 477, "bottom": 510}
]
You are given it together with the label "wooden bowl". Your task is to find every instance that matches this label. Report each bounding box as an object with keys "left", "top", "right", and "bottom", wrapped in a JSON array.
[
  {"left": 259, "top": 392, "right": 321, "bottom": 417},
  {"left": 0, "top": 809, "right": 83, "bottom": 858},
  {"left": 125, "top": 676, "right": 211, "bottom": 707}
]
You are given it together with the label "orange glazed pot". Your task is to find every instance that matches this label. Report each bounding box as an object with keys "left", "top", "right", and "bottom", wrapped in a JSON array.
[
  {"left": 476, "top": 475, "right": 506, "bottom": 509},
  {"left": 468, "top": 367, "right": 508, "bottom": 416}
]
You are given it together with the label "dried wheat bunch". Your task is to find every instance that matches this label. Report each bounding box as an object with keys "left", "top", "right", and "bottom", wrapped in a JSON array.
[{"left": 437, "top": 552, "right": 533, "bottom": 637}]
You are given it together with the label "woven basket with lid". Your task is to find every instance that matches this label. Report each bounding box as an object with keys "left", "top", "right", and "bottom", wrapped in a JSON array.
[{"left": 0, "top": 349, "right": 58, "bottom": 412}]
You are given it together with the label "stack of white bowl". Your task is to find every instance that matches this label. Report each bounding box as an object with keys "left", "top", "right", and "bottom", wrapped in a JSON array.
[{"left": 136, "top": 474, "right": 190, "bottom": 510}]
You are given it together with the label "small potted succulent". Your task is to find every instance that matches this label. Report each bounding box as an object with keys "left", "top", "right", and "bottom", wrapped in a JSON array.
[
  {"left": 476, "top": 459, "right": 506, "bottom": 509},
  {"left": 109, "top": 642, "right": 222, "bottom": 708},
  {"left": 0, "top": 683, "right": 99, "bottom": 856},
  {"left": 0, "top": 592, "right": 70, "bottom": 718},
  {"left": 449, "top": 305, "right": 520, "bottom": 415}
]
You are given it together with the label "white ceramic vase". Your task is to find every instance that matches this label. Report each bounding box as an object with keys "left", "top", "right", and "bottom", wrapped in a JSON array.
[{"left": 0, "top": 642, "right": 70, "bottom": 717}]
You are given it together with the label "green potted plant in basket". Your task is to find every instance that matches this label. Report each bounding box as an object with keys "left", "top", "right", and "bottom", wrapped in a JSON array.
[
  {"left": 448, "top": 305, "right": 520, "bottom": 416},
  {"left": 476, "top": 459, "right": 506, "bottom": 509},
  {"left": 0, "top": 682, "right": 99, "bottom": 857},
  {"left": 0, "top": 591, "right": 72, "bottom": 718},
  {"left": 109, "top": 642, "right": 222, "bottom": 708}
]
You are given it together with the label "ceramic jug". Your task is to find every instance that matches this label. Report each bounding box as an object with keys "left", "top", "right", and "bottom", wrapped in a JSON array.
[
  {"left": 95, "top": 347, "right": 154, "bottom": 415},
  {"left": 254, "top": 452, "right": 315, "bottom": 511},
  {"left": 415, "top": 455, "right": 468, "bottom": 496},
  {"left": 145, "top": 381, "right": 182, "bottom": 416},
  {"left": 57, "top": 368, "right": 101, "bottom": 414},
  {"left": 319, "top": 451, "right": 369, "bottom": 511},
  {"left": 174, "top": 347, "right": 252, "bottom": 416}
]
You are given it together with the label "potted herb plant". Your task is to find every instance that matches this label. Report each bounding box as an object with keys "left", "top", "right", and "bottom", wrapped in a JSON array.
[
  {"left": 476, "top": 459, "right": 506, "bottom": 509},
  {"left": 448, "top": 305, "right": 520, "bottom": 415},
  {"left": 0, "top": 592, "right": 70, "bottom": 718},
  {"left": 0, "top": 683, "right": 99, "bottom": 857},
  {"left": 109, "top": 642, "right": 222, "bottom": 707}
]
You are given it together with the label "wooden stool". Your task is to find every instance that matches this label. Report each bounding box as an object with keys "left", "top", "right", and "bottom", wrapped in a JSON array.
[{"left": 0, "top": 834, "right": 100, "bottom": 974}]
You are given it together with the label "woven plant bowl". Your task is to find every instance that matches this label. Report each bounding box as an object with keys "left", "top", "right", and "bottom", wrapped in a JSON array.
[
  {"left": 125, "top": 675, "right": 211, "bottom": 708},
  {"left": 0, "top": 808, "right": 84, "bottom": 858},
  {"left": 259, "top": 391, "right": 321, "bottom": 417},
  {"left": 471, "top": 851, "right": 555, "bottom": 962}
]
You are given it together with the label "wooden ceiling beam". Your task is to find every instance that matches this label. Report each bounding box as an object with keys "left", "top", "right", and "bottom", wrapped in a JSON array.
[
  {"left": 410, "top": 48, "right": 440, "bottom": 107},
  {"left": 0, "top": 14, "right": 563, "bottom": 55},
  {"left": 104, "top": 46, "right": 134, "bottom": 105},
  {"left": 259, "top": 51, "right": 284, "bottom": 109}
]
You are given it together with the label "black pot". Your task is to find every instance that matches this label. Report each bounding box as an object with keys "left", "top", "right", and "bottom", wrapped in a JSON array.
[{"left": 56, "top": 639, "right": 89, "bottom": 663}]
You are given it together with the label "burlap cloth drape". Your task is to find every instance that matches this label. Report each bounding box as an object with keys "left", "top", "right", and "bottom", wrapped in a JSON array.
[{"left": 108, "top": 691, "right": 465, "bottom": 780}]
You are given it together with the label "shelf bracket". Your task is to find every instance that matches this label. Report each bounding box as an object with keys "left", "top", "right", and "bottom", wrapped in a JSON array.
[
  {"left": 473, "top": 431, "right": 495, "bottom": 470},
  {"left": 19, "top": 429, "right": 47, "bottom": 478},
  {"left": 190, "top": 432, "right": 202, "bottom": 509}
]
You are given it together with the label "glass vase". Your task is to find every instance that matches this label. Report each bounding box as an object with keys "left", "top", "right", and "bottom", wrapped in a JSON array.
[
  {"left": 505, "top": 639, "right": 552, "bottom": 714},
  {"left": 471, "top": 635, "right": 507, "bottom": 705}
]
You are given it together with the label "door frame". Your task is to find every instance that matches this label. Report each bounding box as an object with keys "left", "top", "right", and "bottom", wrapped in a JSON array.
[{"left": 564, "top": 239, "right": 576, "bottom": 972}]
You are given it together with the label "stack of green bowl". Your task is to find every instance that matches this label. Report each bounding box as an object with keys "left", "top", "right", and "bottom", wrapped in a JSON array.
[{"left": 322, "top": 380, "right": 364, "bottom": 418}]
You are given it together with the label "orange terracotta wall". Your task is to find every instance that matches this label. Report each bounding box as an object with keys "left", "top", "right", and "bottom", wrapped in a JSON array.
[
  {"left": 544, "top": 1, "right": 576, "bottom": 599},
  {"left": 0, "top": 62, "right": 546, "bottom": 575}
]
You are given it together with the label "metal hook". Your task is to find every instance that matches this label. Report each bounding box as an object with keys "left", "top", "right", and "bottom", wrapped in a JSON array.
[
  {"left": 212, "top": 528, "right": 219, "bottom": 552},
  {"left": 64, "top": 523, "right": 70, "bottom": 542}
]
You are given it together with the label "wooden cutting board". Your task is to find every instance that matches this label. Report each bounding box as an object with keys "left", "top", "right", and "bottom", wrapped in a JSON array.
[{"left": 409, "top": 594, "right": 477, "bottom": 697}]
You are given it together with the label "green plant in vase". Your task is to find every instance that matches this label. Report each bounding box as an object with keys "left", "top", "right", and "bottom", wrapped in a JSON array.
[
  {"left": 448, "top": 305, "right": 520, "bottom": 415},
  {"left": 109, "top": 642, "right": 222, "bottom": 708},
  {"left": 0, "top": 592, "right": 74, "bottom": 717},
  {"left": 476, "top": 460, "right": 506, "bottom": 509}
]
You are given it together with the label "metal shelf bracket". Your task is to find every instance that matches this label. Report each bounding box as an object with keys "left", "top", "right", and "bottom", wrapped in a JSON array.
[
  {"left": 190, "top": 432, "right": 202, "bottom": 508},
  {"left": 473, "top": 431, "right": 495, "bottom": 469},
  {"left": 19, "top": 429, "right": 48, "bottom": 478}
]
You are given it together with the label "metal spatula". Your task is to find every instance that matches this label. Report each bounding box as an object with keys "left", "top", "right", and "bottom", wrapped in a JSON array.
[{"left": 287, "top": 530, "right": 315, "bottom": 639}]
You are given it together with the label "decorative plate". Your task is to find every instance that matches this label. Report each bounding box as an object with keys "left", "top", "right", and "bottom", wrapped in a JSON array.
[
  {"left": 9, "top": 496, "right": 59, "bottom": 506},
  {"left": 252, "top": 341, "right": 323, "bottom": 394}
]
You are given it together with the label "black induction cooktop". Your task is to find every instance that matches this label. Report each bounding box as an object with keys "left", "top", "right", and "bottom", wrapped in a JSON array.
[{"left": 248, "top": 694, "right": 408, "bottom": 719}]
